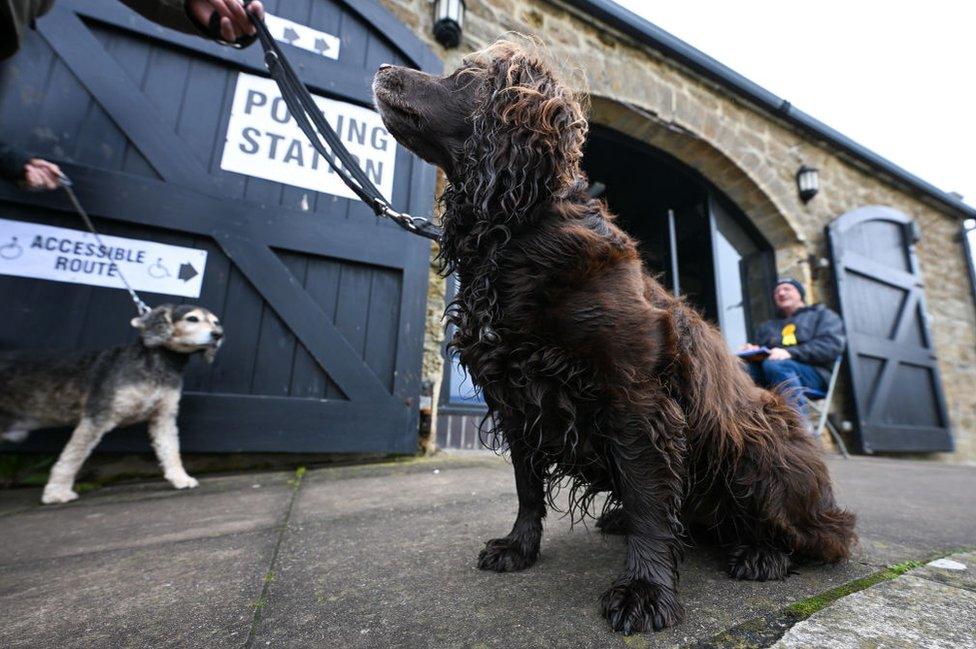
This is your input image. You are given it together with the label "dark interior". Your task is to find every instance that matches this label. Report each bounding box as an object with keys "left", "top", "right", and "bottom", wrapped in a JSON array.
[{"left": 581, "top": 124, "right": 719, "bottom": 322}]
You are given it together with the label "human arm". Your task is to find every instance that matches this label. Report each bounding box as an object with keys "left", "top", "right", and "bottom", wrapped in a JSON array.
[
  {"left": 119, "top": 0, "right": 264, "bottom": 46},
  {"left": 0, "top": 143, "right": 61, "bottom": 190}
]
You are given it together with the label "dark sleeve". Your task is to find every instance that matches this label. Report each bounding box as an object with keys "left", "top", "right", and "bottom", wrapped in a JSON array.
[
  {"left": 119, "top": 0, "right": 196, "bottom": 34},
  {"left": 788, "top": 308, "right": 846, "bottom": 366},
  {"left": 119, "top": 0, "right": 257, "bottom": 48},
  {"left": 752, "top": 320, "right": 776, "bottom": 348},
  {"left": 0, "top": 142, "right": 30, "bottom": 183}
]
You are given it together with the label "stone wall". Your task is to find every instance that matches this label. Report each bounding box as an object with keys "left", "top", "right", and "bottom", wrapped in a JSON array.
[{"left": 378, "top": 0, "right": 976, "bottom": 461}]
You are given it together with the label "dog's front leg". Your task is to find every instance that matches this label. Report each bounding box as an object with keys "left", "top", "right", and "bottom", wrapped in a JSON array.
[
  {"left": 148, "top": 396, "right": 198, "bottom": 490},
  {"left": 600, "top": 401, "right": 686, "bottom": 634},
  {"left": 478, "top": 441, "right": 546, "bottom": 572},
  {"left": 42, "top": 417, "right": 115, "bottom": 504}
]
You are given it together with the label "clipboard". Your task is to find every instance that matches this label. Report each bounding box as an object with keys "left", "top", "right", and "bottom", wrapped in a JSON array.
[{"left": 736, "top": 346, "right": 771, "bottom": 361}]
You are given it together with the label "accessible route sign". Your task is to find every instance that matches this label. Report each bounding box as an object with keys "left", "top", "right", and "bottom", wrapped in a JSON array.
[
  {"left": 0, "top": 218, "right": 207, "bottom": 298},
  {"left": 220, "top": 72, "right": 397, "bottom": 201}
]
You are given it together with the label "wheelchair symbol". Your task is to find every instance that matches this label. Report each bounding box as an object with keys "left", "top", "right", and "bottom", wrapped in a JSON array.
[
  {"left": 0, "top": 236, "right": 23, "bottom": 260},
  {"left": 148, "top": 257, "right": 171, "bottom": 279}
]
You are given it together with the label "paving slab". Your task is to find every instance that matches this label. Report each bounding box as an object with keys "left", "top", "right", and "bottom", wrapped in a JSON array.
[
  {"left": 914, "top": 550, "right": 976, "bottom": 594},
  {"left": 774, "top": 558, "right": 976, "bottom": 648},
  {"left": 0, "top": 529, "right": 277, "bottom": 649},
  {"left": 0, "top": 471, "right": 295, "bottom": 648},
  {"left": 1, "top": 471, "right": 294, "bottom": 564}
]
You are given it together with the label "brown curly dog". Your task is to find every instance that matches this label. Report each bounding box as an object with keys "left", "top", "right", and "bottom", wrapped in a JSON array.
[{"left": 373, "top": 39, "right": 855, "bottom": 635}]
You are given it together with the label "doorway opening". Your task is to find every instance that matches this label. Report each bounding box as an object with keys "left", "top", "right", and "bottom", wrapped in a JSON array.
[{"left": 582, "top": 124, "right": 776, "bottom": 349}]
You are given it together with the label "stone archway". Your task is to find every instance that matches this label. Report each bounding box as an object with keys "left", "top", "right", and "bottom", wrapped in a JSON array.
[{"left": 589, "top": 96, "right": 809, "bottom": 281}]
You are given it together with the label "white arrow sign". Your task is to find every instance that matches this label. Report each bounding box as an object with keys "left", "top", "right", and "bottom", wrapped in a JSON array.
[
  {"left": 264, "top": 14, "right": 341, "bottom": 60},
  {"left": 0, "top": 218, "right": 208, "bottom": 298}
]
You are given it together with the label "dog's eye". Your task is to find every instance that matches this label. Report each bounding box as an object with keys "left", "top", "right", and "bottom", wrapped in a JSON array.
[{"left": 186, "top": 316, "right": 200, "bottom": 323}]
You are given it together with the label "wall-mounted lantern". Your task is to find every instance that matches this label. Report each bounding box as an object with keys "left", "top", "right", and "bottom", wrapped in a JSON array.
[
  {"left": 796, "top": 165, "right": 819, "bottom": 203},
  {"left": 431, "top": 0, "right": 465, "bottom": 49}
]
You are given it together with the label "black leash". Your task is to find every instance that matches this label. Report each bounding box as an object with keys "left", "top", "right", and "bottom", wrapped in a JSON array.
[
  {"left": 56, "top": 171, "right": 152, "bottom": 316},
  {"left": 246, "top": 8, "right": 442, "bottom": 242}
]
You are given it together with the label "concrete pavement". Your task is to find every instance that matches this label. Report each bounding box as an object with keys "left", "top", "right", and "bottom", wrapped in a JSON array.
[{"left": 1, "top": 454, "right": 974, "bottom": 648}]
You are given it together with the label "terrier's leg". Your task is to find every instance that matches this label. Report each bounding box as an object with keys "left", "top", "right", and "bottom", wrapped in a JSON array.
[
  {"left": 148, "top": 394, "right": 197, "bottom": 490},
  {"left": 42, "top": 417, "right": 115, "bottom": 504}
]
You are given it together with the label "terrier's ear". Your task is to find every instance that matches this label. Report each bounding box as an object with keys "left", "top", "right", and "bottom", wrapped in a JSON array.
[{"left": 131, "top": 305, "right": 174, "bottom": 347}]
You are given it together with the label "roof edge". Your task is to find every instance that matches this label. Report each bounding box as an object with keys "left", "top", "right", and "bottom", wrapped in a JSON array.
[{"left": 560, "top": 0, "right": 976, "bottom": 219}]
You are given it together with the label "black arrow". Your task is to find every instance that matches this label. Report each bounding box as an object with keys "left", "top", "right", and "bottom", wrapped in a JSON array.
[
  {"left": 178, "top": 262, "right": 198, "bottom": 282},
  {"left": 314, "top": 37, "right": 330, "bottom": 55},
  {"left": 282, "top": 27, "right": 300, "bottom": 44}
]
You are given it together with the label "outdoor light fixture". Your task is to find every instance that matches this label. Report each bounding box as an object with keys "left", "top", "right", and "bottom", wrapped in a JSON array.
[
  {"left": 796, "top": 165, "right": 819, "bottom": 203},
  {"left": 431, "top": 0, "right": 465, "bottom": 48}
]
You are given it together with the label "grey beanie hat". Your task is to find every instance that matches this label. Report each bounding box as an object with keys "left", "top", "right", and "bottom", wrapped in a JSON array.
[{"left": 775, "top": 277, "right": 806, "bottom": 301}]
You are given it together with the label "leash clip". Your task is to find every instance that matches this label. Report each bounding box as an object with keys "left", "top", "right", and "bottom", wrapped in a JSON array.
[{"left": 375, "top": 201, "right": 431, "bottom": 232}]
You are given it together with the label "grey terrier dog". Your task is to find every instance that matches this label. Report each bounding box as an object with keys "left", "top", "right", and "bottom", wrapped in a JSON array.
[{"left": 0, "top": 304, "right": 223, "bottom": 504}]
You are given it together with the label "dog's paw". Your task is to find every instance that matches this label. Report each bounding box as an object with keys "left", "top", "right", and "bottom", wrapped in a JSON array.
[
  {"left": 595, "top": 507, "right": 628, "bottom": 535},
  {"left": 600, "top": 579, "right": 683, "bottom": 635},
  {"left": 727, "top": 545, "right": 792, "bottom": 581},
  {"left": 41, "top": 486, "right": 79, "bottom": 505},
  {"left": 167, "top": 474, "right": 199, "bottom": 490},
  {"left": 477, "top": 537, "right": 538, "bottom": 572}
]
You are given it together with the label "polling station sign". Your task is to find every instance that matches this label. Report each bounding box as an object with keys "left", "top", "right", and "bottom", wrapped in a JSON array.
[
  {"left": 220, "top": 73, "right": 397, "bottom": 201},
  {"left": 0, "top": 218, "right": 207, "bottom": 298}
]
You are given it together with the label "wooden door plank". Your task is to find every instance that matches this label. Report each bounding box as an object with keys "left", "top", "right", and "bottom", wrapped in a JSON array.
[{"left": 214, "top": 232, "right": 392, "bottom": 402}]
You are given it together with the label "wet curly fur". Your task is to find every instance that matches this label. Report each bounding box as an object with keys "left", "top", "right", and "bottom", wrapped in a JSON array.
[{"left": 374, "top": 38, "right": 856, "bottom": 635}]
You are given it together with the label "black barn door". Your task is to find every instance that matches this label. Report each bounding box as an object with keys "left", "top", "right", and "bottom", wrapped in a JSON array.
[
  {"left": 0, "top": 0, "right": 440, "bottom": 453},
  {"left": 828, "top": 206, "right": 953, "bottom": 453}
]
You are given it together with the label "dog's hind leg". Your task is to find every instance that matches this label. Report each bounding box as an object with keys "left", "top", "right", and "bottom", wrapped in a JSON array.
[
  {"left": 42, "top": 417, "right": 116, "bottom": 504},
  {"left": 728, "top": 544, "right": 792, "bottom": 581},
  {"left": 595, "top": 504, "right": 628, "bottom": 535},
  {"left": 478, "top": 441, "right": 546, "bottom": 572},
  {"left": 600, "top": 395, "right": 687, "bottom": 634},
  {"left": 148, "top": 393, "right": 198, "bottom": 490}
]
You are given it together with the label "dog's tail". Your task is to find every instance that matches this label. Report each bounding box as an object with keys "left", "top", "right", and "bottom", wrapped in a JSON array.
[
  {"left": 794, "top": 498, "right": 858, "bottom": 563},
  {"left": 1, "top": 429, "right": 31, "bottom": 444}
]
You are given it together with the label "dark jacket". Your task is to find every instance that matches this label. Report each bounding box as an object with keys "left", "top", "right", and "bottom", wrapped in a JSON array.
[
  {"left": 1, "top": 0, "right": 248, "bottom": 61},
  {"left": 0, "top": 141, "right": 31, "bottom": 182},
  {"left": 753, "top": 304, "right": 846, "bottom": 380}
]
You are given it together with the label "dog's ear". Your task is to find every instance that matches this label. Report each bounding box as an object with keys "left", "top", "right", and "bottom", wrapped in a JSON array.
[
  {"left": 130, "top": 305, "right": 174, "bottom": 347},
  {"left": 458, "top": 42, "right": 587, "bottom": 227}
]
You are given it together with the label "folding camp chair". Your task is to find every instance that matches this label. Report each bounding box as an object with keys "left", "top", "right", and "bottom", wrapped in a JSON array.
[{"left": 804, "top": 356, "right": 849, "bottom": 458}]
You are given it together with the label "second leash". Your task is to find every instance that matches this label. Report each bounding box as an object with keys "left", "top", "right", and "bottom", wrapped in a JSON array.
[{"left": 56, "top": 172, "right": 152, "bottom": 316}]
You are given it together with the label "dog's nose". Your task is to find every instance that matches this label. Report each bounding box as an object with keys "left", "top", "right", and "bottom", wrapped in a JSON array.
[{"left": 212, "top": 330, "right": 223, "bottom": 341}]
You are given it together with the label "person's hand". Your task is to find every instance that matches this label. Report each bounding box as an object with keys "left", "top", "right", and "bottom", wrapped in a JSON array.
[
  {"left": 21, "top": 158, "right": 62, "bottom": 191},
  {"left": 740, "top": 343, "right": 760, "bottom": 352},
  {"left": 767, "top": 347, "right": 792, "bottom": 361},
  {"left": 187, "top": 0, "right": 265, "bottom": 42}
]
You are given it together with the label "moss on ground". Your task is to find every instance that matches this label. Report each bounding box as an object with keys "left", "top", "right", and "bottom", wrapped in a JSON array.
[
  {"left": 697, "top": 551, "right": 970, "bottom": 649},
  {"left": 782, "top": 560, "right": 923, "bottom": 620}
]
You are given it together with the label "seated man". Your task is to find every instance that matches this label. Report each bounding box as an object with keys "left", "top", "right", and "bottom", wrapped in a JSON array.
[{"left": 741, "top": 278, "right": 845, "bottom": 427}]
